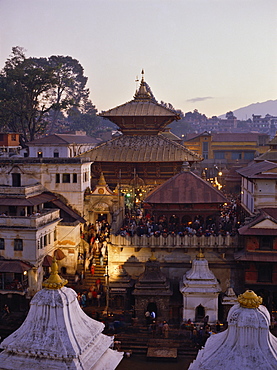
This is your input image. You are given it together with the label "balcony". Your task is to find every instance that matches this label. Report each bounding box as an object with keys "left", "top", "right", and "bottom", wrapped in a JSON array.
[
  {"left": 0, "top": 209, "right": 60, "bottom": 229},
  {"left": 0, "top": 184, "right": 44, "bottom": 197},
  {"left": 110, "top": 233, "right": 237, "bottom": 250}
]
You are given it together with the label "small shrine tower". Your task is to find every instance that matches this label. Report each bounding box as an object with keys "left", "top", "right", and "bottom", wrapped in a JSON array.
[
  {"left": 0, "top": 258, "right": 123, "bottom": 369},
  {"left": 189, "top": 290, "right": 277, "bottom": 369},
  {"left": 180, "top": 250, "right": 221, "bottom": 323}
]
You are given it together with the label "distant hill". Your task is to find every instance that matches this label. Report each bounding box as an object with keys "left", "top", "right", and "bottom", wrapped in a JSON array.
[{"left": 218, "top": 99, "right": 277, "bottom": 120}]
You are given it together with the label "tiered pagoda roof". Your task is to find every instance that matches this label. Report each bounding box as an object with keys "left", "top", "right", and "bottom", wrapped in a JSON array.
[{"left": 100, "top": 70, "right": 179, "bottom": 135}]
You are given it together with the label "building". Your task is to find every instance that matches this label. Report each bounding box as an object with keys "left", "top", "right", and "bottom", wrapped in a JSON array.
[
  {"left": 25, "top": 131, "right": 100, "bottom": 158},
  {"left": 0, "top": 156, "right": 90, "bottom": 303},
  {"left": 235, "top": 208, "right": 277, "bottom": 313},
  {"left": 0, "top": 133, "right": 21, "bottom": 157},
  {"left": 237, "top": 160, "right": 277, "bottom": 215},
  {"left": 80, "top": 72, "right": 202, "bottom": 197},
  {"left": 183, "top": 131, "right": 270, "bottom": 194}
]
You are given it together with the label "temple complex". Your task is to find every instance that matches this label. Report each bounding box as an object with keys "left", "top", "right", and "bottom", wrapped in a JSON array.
[
  {"left": 81, "top": 71, "right": 202, "bottom": 198},
  {"left": 188, "top": 290, "right": 277, "bottom": 369},
  {"left": 0, "top": 258, "right": 123, "bottom": 370}
]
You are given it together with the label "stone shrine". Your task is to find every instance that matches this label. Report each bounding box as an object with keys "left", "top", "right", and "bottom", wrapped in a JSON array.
[
  {"left": 132, "top": 254, "right": 172, "bottom": 322},
  {"left": 188, "top": 290, "right": 277, "bottom": 370},
  {"left": 0, "top": 258, "right": 123, "bottom": 370},
  {"left": 180, "top": 250, "right": 221, "bottom": 323}
]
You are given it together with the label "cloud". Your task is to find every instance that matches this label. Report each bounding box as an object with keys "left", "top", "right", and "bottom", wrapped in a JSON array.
[{"left": 186, "top": 97, "right": 213, "bottom": 103}]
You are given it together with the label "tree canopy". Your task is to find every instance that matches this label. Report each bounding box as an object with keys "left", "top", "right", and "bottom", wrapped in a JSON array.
[{"left": 0, "top": 47, "right": 100, "bottom": 144}]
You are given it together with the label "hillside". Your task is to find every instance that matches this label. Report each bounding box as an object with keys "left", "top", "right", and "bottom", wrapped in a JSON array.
[{"left": 218, "top": 100, "right": 277, "bottom": 120}]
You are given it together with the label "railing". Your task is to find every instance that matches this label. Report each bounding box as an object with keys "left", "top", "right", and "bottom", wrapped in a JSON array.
[
  {"left": 110, "top": 233, "right": 237, "bottom": 249},
  {"left": 0, "top": 209, "right": 60, "bottom": 228},
  {"left": 0, "top": 184, "right": 44, "bottom": 197}
]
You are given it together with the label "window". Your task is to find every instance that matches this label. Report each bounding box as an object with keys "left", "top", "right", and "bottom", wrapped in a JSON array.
[
  {"left": 214, "top": 151, "right": 225, "bottom": 160},
  {"left": 73, "top": 173, "right": 77, "bottom": 183},
  {"left": 54, "top": 228, "right": 57, "bottom": 241},
  {"left": 53, "top": 150, "right": 59, "bottom": 158},
  {"left": 231, "top": 152, "right": 242, "bottom": 160},
  {"left": 83, "top": 172, "right": 88, "bottom": 182},
  {"left": 12, "top": 173, "right": 21, "bottom": 187},
  {"left": 257, "top": 264, "right": 272, "bottom": 282},
  {"left": 202, "top": 141, "right": 209, "bottom": 159},
  {"left": 44, "top": 235, "right": 47, "bottom": 246},
  {"left": 56, "top": 174, "right": 60, "bottom": 183},
  {"left": 62, "top": 173, "right": 70, "bottom": 183},
  {"left": 11, "top": 134, "right": 16, "bottom": 141},
  {"left": 0, "top": 238, "right": 4, "bottom": 250},
  {"left": 40, "top": 236, "right": 43, "bottom": 248},
  {"left": 14, "top": 239, "right": 23, "bottom": 251},
  {"left": 244, "top": 152, "right": 255, "bottom": 160},
  {"left": 0, "top": 134, "right": 4, "bottom": 141},
  {"left": 37, "top": 151, "right": 43, "bottom": 158},
  {"left": 259, "top": 236, "right": 273, "bottom": 250}
]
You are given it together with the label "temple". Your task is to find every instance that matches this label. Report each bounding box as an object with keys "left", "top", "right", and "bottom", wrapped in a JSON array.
[{"left": 81, "top": 71, "right": 202, "bottom": 194}]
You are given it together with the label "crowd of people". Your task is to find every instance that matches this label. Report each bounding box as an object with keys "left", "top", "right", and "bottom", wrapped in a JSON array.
[{"left": 116, "top": 200, "right": 240, "bottom": 238}]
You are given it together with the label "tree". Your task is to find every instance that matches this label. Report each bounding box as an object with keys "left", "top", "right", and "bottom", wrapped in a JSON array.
[
  {"left": 0, "top": 47, "right": 58, "bottom": 143},
  {"left": 47, "top": 55, "right": 90, "bottom": 134},
  {"left": 0, "top": 47, "right": 96, "bottom": 143}
]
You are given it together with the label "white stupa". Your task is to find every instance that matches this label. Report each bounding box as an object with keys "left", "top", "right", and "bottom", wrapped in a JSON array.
[
  {"left": 180, "top": 250, "right": 221, "bottom": 323},
  {"left": 0, "top": 258, "right": 123, "bottom": 370},
  {"left": 189, "top": 290, "right": 277, "bottom": 370}
]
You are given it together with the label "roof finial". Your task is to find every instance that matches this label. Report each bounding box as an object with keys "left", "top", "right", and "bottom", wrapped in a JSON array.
[
  {"left": 98, "top": 172, "right": 107, "bottom": 186},
  {"left": 238, "top": 290, "right": 262, "bottom": 308},
  {"left": 196, "top": 248, "right": 205, "bottom": 260},
  {"left": 42, "top": 257, "right": 68, "bottom": 290},
  {"left": 141, "top": 69, "right": 144, "bottom": 81}
]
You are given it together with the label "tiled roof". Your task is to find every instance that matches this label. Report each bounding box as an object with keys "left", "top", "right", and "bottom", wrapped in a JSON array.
[
  {"left": 80, "top": 135, "right": 202, "bottom": 163},
  {"left": 144, "top": 170, "right": 227, "bottom": 204},
  {"left": 238, "top": 208, "right": 277, "bottom": 235},
  {"left": 236, "top": 160, "right": 277, "bottom": 178},
  {"left": 255, "top": 151, "right": 277, "bottom": 162},
  {"left": 27, "top": 134, "right": 100, "bottom": 146},
  {"left": 184, "top": 132, "right": 267, "bottom": 142}
]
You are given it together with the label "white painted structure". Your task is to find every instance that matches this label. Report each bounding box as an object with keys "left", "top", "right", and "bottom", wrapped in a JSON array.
[
  {"left": 180, "top": 252, "right": 221, "bottom": 323},
  {"left": 26, "top": 132, "right": 100, "bottom": 158},
  {"left": 189, "top": 291, "right": 277, "bottom": 370},
  {"left": 0, "top": 269, "right": 123, "bottom": 369},
  {"left": 237, "top": 161, "right": 277, "bottom": 214}
]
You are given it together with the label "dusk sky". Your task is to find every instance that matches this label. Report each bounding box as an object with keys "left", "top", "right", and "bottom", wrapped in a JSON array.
[{"left": 0, "top": 0, "right": 276, "bottom": 118}]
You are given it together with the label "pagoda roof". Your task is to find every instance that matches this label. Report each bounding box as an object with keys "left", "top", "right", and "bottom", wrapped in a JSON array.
[
  {"left": 80, "top": 134, "right": 202, "bottom": 163},
  {"left": 99, "top": 72, "right": 180, "bottom": 133},
  {"left": 144, "top": 170, "right": 227, "bottom": 204},
  {"left": 100, "top": 99, "right": 178, "bottom": 118}
]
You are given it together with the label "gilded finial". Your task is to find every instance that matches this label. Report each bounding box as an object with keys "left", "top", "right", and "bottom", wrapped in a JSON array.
[
  {"left": 149, "top": 251, "right": 157, "bottom": 261},
  {"left": 141, "top": 69, "right": 144, "bottom": 81},
  {"left": 238, "top": 290, "right": 262, "bottom": 308},
  {"left": 98, "top": 172, "right": 107, "bottom": 186},
  {"left": 42, "top": 257, "right": 68, "bottom": 290},
  {"left": 196, "top": 248, "right": 205, "bottom": 260}
]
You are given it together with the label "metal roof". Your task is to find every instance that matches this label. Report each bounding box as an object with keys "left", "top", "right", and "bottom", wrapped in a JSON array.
[
  {"left": 80, "top": 134, "right": 202, "bottom": 163},
  {"left": 144, "top": 170, "right": 228, "bottom": 204},
  {"left": 236, "top": 160, "right": 277, "bottom": 178},
  {"left": 27, "top": 134, "right": 100, "bottom": 146}
]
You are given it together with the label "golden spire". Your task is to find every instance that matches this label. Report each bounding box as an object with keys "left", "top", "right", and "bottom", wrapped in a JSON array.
[
  {"left": 196, "top": 248, "right": 205, "bottom": 260},
  {"left": 149, "top": 251, "right": 157, "bottom": 261},
  {"left": 238, "top": 290, "right": 262, "bottom": 308},
  {"left": 133, "top": 69, "right": 151, "bottom": 101},
  {"left": 98, "top": 172, "right": 107, "bottom": 186},
  {"left": 42, "top": 257, "right": 68, "bottom": 290}
]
